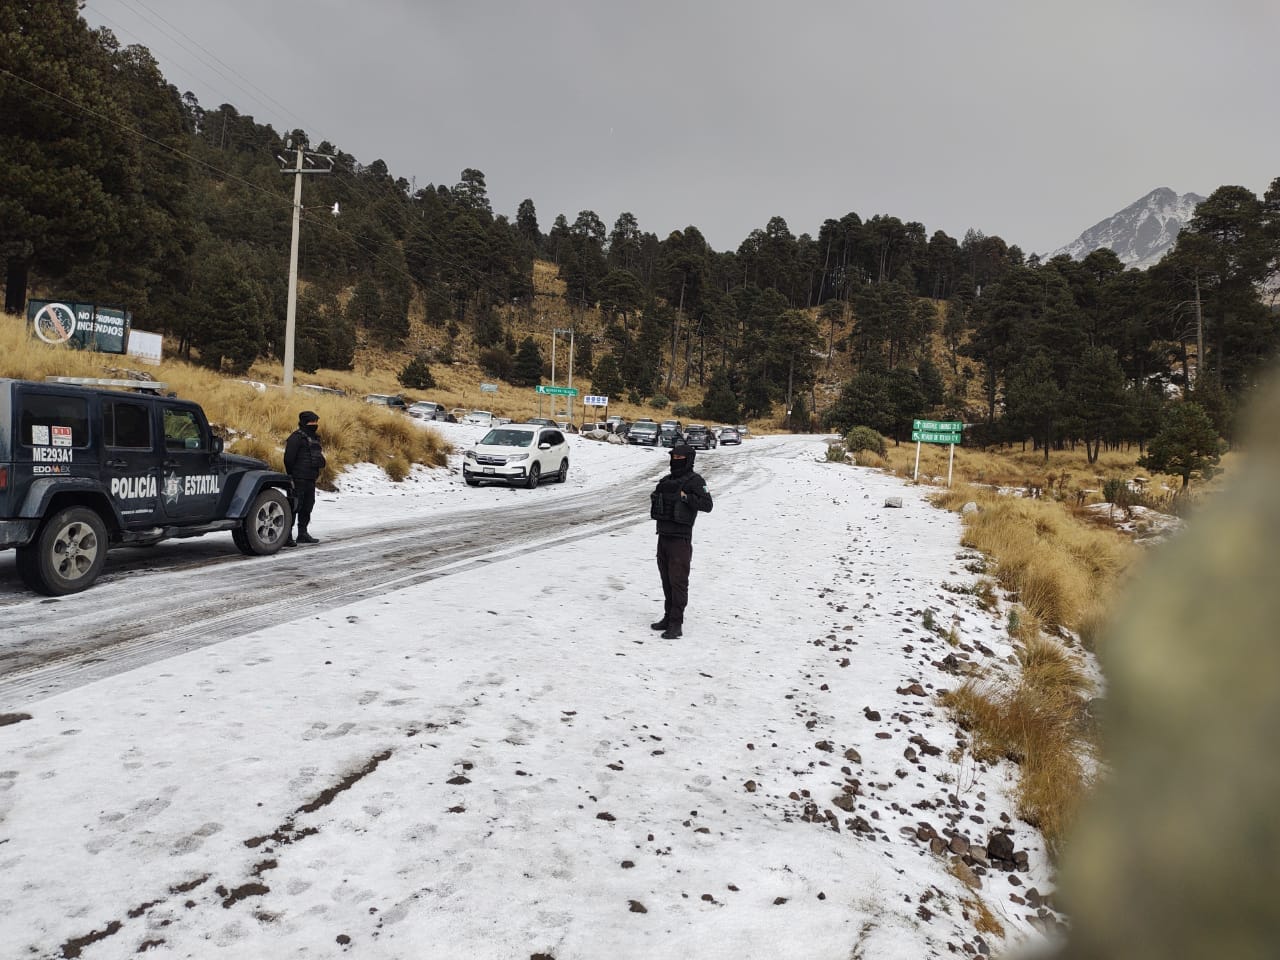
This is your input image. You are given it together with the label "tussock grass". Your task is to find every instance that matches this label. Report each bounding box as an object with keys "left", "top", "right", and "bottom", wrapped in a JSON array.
[
  {"left": 932, "top": 484, "right": 1132, "bottom": 635},
  {"left": 943, "top": 631, "right": 1090, "bottom": 857},
  {"left": 0, "top": 318, "right": 451, "bottom": 485}
]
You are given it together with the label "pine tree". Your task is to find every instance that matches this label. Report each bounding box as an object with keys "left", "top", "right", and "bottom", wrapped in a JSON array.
[{"left": 512, "top": 337, "right": 543, "bottom": 387}]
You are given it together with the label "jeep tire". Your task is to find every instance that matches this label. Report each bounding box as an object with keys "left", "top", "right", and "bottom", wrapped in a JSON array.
[
  {"left": 17, "top": 506, "right": 109, "bottom": 596},
  {"left": 236, "top": 488, "right": 291, "bottom": 556}
]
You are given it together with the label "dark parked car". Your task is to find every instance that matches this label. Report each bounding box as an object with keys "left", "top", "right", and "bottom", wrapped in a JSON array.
[
  {"left": 627, "top": 422, "right": 660, "bottom": 446},
  {"left": 718, "top": 427, "right": 741, "bottom": 445},
  {"left": 684, "top": 425, "right": 716, "bottom": 450},
  {"left": 658, "top": 426, "right": 683, "bottom": 447}
]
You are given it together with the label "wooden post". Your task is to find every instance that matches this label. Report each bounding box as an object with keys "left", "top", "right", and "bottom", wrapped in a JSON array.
[{"left": 913, "top": 440, "right": 921, "bottom": 482}]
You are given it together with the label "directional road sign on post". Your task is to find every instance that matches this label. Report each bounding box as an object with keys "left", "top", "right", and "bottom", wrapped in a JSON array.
[
  {"left": 911, "top": 419, "right": 964, "bottom": 486},
  {"left": 535, "top": 385, "right": 579, "bottom": 397}
]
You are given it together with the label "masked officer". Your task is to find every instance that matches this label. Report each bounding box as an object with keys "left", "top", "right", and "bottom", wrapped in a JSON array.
[
  {"left": 649, "top": 443, "right": 713, "bottom": 638},
  {"left": 283, "top": 410, "right": 326, "bottom": 546}
]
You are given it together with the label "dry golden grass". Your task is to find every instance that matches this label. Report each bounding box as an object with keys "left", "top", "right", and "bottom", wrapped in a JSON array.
[
  {"left": 929, "top": 483, "right": 1133, "bottom": 635},
  {"left": 942, "top": 649, "right": 1089, "bottom": 857},
  {"left": 0, "top": 317, "right": 451, "bottom": 486}
]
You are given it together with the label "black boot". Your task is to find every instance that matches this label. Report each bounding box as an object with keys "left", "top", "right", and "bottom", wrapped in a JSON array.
[
  {"left": 650, "top": 618, "right": 669, "bottom": 631},
  {"left": 297, "top": 528, "right": 319, "bottom": 544},
  {"left": 284, "top": 534, "right": 297, "bottom": 548},
  {"left": 661, "top": 624, "right": 682, "bottom": 639}
]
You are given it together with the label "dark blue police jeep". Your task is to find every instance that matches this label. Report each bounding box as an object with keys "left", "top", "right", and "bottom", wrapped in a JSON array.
[{"left": 0, "top": 378, "right": 294, "bottom": 595}]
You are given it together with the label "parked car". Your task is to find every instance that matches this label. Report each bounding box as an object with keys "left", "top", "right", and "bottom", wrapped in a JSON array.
[
  {"left": 449, "top": 407, "right": 468, "bottom": 421},
  {"left": 684, "top": 424, "right": 716, "bottom": 450},
  {"left": 627, "top": 421, "right": 661, "bottom": 446},
  {"left": 366, "top": 393, "right": 409, "bottom": 411},
  {"left": 407, "top": 401, "right": 449, "bottom": 421},
  {"left": 737, "top": 424, "right": 750, "bottom": 436},
  {"left": 300, "top": 383, "right": 345, "bottom": 397},
  {"left": 525, "top": 417, "right": 555, "bottom": 427},
  {"left": 462, "top": 424, "right": 570, "bottom": 488},
  {"left": 581, "top": 421, "right": 609, "bottom": 435},
  {"left": 463, "top": 410, "right": 495, "bottom": 427},
  {"left": 555, "top": 420, "right": 578, "bottom": 434},
  {"left": 658, "top": 425, "right": 683, "bottom": 448},
  {"left": 718, "top": 426, "right": 741, "bottom": 445}
]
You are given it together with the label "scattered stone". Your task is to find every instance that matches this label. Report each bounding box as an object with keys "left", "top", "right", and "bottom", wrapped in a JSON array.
[
  {"left": 961, "top": 501, "right": 980, "bottom": 515},
  {"left": 864, "top": 708, "right": 881, "bottom": 721},
  {"left": 844, "top": 748, "right": 862, "bottom": 764},
  {"left": 621, "top": 861, "right": 635, "bottom": 869},
  {"left": 884, "top": 497, "right": 903, "bottom": 508},
  {"left": 744, "top": 780, "right": 757, "bottom": 793},
  {"left": 596, "top": 812, "right": 616, "bottom": 822},
  {"left": 773, "top": 897, "right": 788, "bottom": 905},
  {"left": 875, "top": 732, "right": 892, "bottom": 740},
  {"left": 948, "top": 835, "right": 970, "bottom": 856},
  {"left": 628, "top": 901, "right": 647, "bottom": 914},
  {"left": 446, "top": 775, "right": 470, "bottom": 785},
  {"left": 815, "top": 740, "right": 834, "bottom": 752}
]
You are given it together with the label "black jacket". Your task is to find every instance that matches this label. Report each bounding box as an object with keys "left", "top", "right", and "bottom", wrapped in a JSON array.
[
  {"left": 284, "top": 427, "right": 326, "bottom": 480},
  {"left": 651, "top": 447, "right": 713, "bottom": 539}
]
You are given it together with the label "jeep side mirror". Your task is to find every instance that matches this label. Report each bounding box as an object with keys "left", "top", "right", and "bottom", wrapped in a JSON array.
[{"left": 211, "top": 436, "right": 224, "bottom": 454}]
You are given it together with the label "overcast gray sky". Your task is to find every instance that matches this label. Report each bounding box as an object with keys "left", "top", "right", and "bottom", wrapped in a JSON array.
[{"left": 84, "top": 0, "right": 1279, "bottom": 256}]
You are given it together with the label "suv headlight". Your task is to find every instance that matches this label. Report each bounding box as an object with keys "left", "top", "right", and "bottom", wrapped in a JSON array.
[
  {"left": 464, "top": 450, "right": 477, "bottom": 460},
  {"left": 507, "top": 453, "right": 529, "bottom": 462}
]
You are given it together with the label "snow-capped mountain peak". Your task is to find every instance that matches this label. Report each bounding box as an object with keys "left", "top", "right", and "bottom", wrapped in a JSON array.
[{"left": 1050, "top": 187, "right": 1205, "bottom": 270}]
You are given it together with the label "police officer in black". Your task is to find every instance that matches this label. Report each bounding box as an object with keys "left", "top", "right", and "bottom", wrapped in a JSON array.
[
  {"left": 650, "top": 443, "right": 713, "bottom": 638},
  {"left": 283, "top": 410, "right": 326, "bottom": 546}
]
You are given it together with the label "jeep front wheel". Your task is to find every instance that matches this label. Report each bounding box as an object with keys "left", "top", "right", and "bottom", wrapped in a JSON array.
[
  {"left": 17, "top": 506, "right": 109, "bottom": 595},
  {"left": 238, "top": 488, "right": 291, "bottom": 555}
]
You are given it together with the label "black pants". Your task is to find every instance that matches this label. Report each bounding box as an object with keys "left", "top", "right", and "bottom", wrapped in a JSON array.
[
  {"left": 292, "top": 478, "right": 316, "bottom": 533},
  {"left": 656, "top": 535, "right": 693, "bottom": 626}
]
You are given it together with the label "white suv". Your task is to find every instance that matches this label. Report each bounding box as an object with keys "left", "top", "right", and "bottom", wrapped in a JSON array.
[{"left": 462, "top": 424, "right": 570, "bottom": 488}]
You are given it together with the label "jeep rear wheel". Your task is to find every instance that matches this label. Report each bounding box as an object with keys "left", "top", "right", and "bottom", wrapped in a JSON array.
[
  {"left": 239, "top": 488, "right": 291, "bottom": 555},
  {"left": 17, "top": 506, "right": 109, "bottom": 596},
  {"left": 524, "top": 463, "right": 541, "bottom": 489}
]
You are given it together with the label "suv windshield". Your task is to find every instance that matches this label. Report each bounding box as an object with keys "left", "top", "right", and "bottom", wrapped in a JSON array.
[{"left": 480, "top": 429, "right": 534, "bottom": 447}]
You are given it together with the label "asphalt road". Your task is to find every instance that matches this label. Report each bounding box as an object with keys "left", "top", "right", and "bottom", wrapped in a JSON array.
[{"left": 0, "top": 443, "right": 770, "bottom": 708}]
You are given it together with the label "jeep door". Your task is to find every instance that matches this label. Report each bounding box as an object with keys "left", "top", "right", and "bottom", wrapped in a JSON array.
[
  {"left": 102, "top": 397, "right": 162, "bottom": 527},
  {"left": 157, "top": 403, "right": 224, "bottom": 523}
]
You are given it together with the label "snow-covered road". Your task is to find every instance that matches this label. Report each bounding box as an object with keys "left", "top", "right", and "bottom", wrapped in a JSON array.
[{"left": 0, "top": 430, "right": 1061, "bottom": 959}]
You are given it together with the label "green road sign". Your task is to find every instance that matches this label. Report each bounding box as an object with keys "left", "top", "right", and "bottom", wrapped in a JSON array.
[
  {"left": 913, "top": 419, "right": 963, "bottom": 432},
  {"left": 535, "top": 385, "right": 578, "bottom": 396},
  {"left": 912, "top": 430, "right": 962, "bottom": 444}
]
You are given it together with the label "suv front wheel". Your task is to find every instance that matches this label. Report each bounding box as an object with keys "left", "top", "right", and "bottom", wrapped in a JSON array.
[
  {"left": 234, "top": 488, "right": 291, "bottom": 555},
  {"left": 17, "top": 506, "right": 109, "bottom": 596}
]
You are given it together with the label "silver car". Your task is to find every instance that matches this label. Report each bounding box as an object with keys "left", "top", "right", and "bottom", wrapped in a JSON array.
[{"left": 462, "top": 424, "right": 570, "bottom": 488}]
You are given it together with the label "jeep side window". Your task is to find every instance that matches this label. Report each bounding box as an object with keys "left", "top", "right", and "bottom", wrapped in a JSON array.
[
  {"left": 103, "top": 401, "right": 152, "bottom": 449},
  {"left": 163, "top": 408, "right": 204, "bottom": 450},
  {"left": 19, "top": 394, "right": 89, "bottom": 447}
]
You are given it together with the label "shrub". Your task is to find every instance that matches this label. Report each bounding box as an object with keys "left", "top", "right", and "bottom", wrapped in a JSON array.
[
  {"left": 673, "top": 403, "right": 695, "bottom": 417},
  {"left": 844, "top": 425, "right": 887, "bottom": 458},
  {"left": 826, "top": 443, "right": 849, "bottom": 462},
  {"left": 384, "top": 455, "right": 410, "bottom": 483},
  {"left": 1102, "top": 476, "right": 1130, "bottom": 506},
  {"left": 398, "top": 355, "right": 436, "bottom": 390},
  {"left": 650, "top": 394, "right": 669, "bottom": 410},
  {"left": 478, "top": 347, "right": 513, "bottom": 380}
]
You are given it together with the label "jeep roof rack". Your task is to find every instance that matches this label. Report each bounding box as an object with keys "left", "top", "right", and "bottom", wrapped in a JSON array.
[{"left": 44, "top": 375, "right": 168, "bottom": 395}]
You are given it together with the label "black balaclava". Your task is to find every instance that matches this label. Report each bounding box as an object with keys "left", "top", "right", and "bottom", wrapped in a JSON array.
[
  {"left": 669, "top": 443, "right": 696, "bottom": 477},
  {"left": 299, "top": 411, "right": 319, "bottom": 435}
]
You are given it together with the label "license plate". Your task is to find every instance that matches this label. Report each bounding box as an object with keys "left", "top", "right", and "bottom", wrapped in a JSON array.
[{"left": 483, "top": 467, "right": 495, "bottom": 474}]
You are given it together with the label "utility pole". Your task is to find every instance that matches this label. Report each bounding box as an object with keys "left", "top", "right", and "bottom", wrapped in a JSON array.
[
  {"left": 550, "top": 327, "right": 575, "bottom": 422},
  {"left": 277, "top": 141, "right": 334, "bottom": 392}
]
